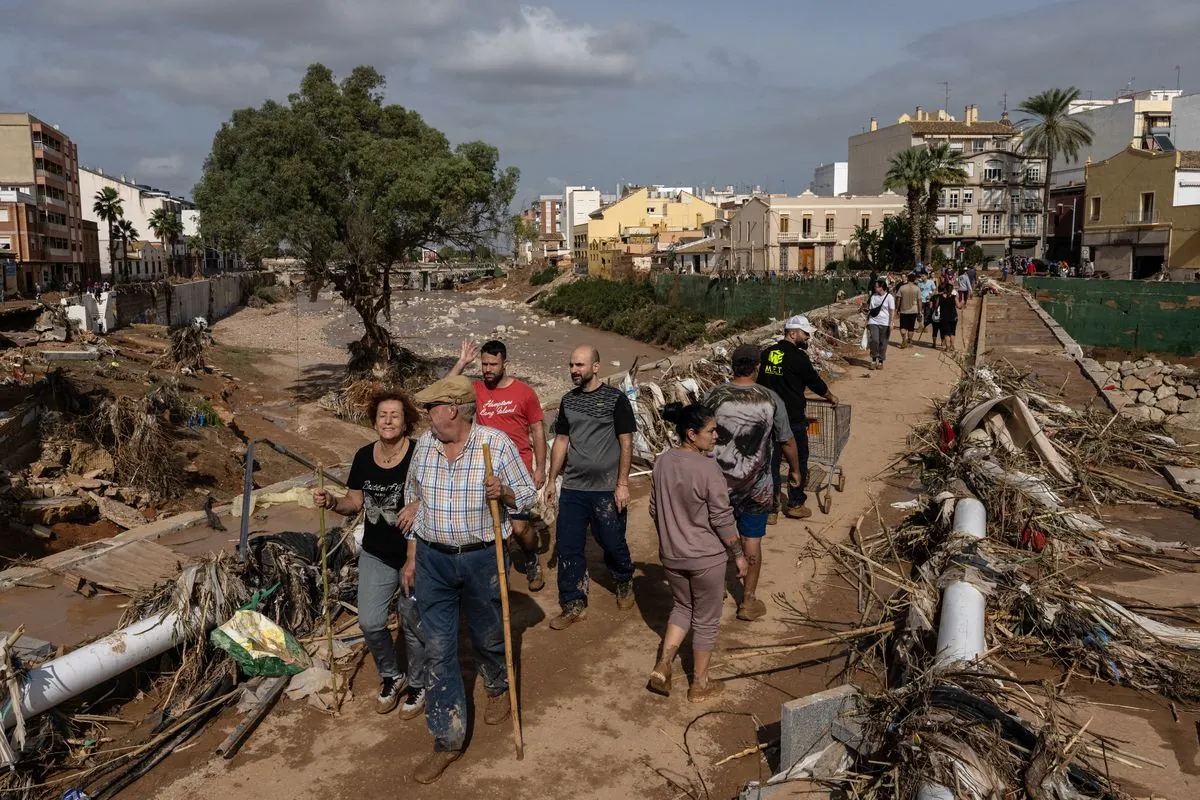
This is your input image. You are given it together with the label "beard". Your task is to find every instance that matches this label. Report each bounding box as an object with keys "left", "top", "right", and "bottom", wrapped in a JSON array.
[{"left": 482, "top": 373, "right": 502, "bottom": 389}]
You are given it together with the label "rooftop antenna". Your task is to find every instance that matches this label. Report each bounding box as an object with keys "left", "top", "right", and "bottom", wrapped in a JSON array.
[
  {"left": 1001, "top": 91, "right": 1008, "bottom": 114},
  {"left": 1176, "top": 65, "right": 1181, "bottom": 90},
  {"left": 939, "top": 81, "right": 950, "bottom": 112},
  {"left": 1124, "top": 77, "right": 1135, "bottom": 95}
]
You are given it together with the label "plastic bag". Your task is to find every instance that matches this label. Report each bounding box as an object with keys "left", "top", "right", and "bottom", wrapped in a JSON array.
[
  {"left": 210, "top": 609, "right": 311, "bottom": 678},
  {"left": 859, "top": 329, "right": 869, "bottom": 351}
]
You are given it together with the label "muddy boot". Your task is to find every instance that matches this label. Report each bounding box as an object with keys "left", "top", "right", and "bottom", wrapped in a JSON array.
[
  {"left": 484, "top": 690, "right": 511, "bottom": 725},
  {"left": 550, "top": 600, "right": 587, "bottom": 630},
  {"left": 413, "top": 750, "right": 462, "bottom": 784},
  {"left": 737, "top": 595, "right": 767, "bottom": 621},
  {"left": 647, "top": 645, "right": 678, "bottom": 696},
  {"left": 524, "top": 551, "right": 545, "bottom": 592},
  {"left": 784, "top": 503, "right": 812, "bottom": 520},
  {"left": 616, "top": 579, "right": 635, "bottom": 610},
  {"left": 687, "top": 677, "right": 726, "bottom": 703}
]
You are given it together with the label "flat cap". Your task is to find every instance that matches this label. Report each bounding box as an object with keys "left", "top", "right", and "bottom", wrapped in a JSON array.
[{"left": 413, "top": 375, "right": 476, "bottom": 406}]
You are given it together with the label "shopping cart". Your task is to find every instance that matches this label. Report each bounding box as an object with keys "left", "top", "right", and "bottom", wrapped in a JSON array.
[{"left": 805, "top": 399, "right": 851, "bottom": 514}]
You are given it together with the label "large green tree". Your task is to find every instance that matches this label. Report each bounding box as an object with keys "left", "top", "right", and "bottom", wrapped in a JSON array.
[
  {"left": 883, "top": 148, "right": 928, "bottom": 268},
  {"left": 92, "top": 187, "right": 124, "bottom": 283},
  {"left": 148, "top": 207, "right": 184, "bottom": 277},
  {"left": 1018, "top": 87, "right": 1094, "bottom": 257},
  {"left": 921, "top": 143, "right": 969, "bottom": 264},
  {"left": 193, "top": 64, "right": 519, "bottom": 376}
]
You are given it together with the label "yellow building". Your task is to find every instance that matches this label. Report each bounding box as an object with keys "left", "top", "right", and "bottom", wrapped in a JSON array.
[
  {"left": 577, "top": 187, "right": 717, "bottom": 278},
  {"left": 1083, "top": 147, "right": 1200, "bottom": 280}
]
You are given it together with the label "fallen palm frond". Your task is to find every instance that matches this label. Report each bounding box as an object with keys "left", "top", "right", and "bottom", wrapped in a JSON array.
[{"left": 164, "top": 323, "right": 212, "bottom": 371}]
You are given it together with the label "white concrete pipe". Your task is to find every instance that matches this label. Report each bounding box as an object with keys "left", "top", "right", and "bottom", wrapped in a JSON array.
[
  {"left": 2, "top": 610, "right": 200, "bottom": 731},
  {"left": 933, "top": 498, "right": 987, "bottom": 668}
]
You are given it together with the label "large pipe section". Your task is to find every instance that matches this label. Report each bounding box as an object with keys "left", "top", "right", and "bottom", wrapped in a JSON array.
[
  {"left": 2, "top": 610, "right": 201, "bottom": 732},
  {"left": 918, "top": 497, "right": 988, "bottom": 800}
]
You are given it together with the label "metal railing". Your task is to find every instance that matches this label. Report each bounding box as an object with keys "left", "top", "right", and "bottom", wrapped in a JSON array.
[{"left": 1124, "top": 210, "right": 1160, "bottom": 224}]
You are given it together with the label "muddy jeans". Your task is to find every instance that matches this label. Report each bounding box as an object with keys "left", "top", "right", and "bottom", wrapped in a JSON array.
[
  {"left": 415, "top": 540, "right": 509, "bottom": 752},
  {"left": 357, "top": 549, "right": 427, "bottom": 689},
  {"left": 772, "top": 423, "right": 809, "bottom": 509},
  {"left": 555, "top": 489, "right": 635, "bottom": 609},
  {"left": 867, "top": 323, "right": 890, "bottom": 363}
]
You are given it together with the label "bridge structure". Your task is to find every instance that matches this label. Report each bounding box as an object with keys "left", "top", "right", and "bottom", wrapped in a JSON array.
[{"left": 263, "top": 259, "right": 500, "bottom": 292}]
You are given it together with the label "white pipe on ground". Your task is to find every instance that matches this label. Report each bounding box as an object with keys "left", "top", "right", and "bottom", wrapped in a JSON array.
[
  {"left": 2, "top": 610, "right": 200, "bottom": 731},
  {"left": 920, "top": 497, "right": 988, "bottom": 800}
]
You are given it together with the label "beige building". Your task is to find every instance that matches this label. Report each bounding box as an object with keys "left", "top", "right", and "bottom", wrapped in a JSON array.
[
  {"left": 0, "top": 112, "right": 87, "bottom": 290},
  {"left": 718, "top": 191, "right": 904, "bottom": 275},
  {"left": 848, "top": 105, "right": 1047, "bottom": 260},
  {"left": 573, "top": 186, "right": 717, "bottom": 277},
  {"left": 1082, "top": 147, "right": 1200, "bottom": 280},
  {"left": 1054, "top": 89, "right": 1182, "bottom": 187}
]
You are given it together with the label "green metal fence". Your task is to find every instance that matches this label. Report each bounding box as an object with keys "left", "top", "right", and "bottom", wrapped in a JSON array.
[{"left": 652, "top": 274, "right": 869, "bottom": 323}]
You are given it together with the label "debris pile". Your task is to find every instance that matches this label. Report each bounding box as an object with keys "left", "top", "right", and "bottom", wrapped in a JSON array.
[
  {"left": 1100, "top": 357, "right": 1200, "bottom": 429},
  {"left": 163, "top": 317, "right": 212, "bottom": 372}
]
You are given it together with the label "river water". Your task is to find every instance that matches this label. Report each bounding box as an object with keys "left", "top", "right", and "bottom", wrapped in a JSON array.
[{"left": 323, "top": 290, "right": 673, "bottom": 402}]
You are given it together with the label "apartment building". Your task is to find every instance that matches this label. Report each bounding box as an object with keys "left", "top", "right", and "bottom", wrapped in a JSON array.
[
  {"left": 810, "top": 162, "right": 849, "bottom": 196},
  {"left": 1053, "top": 89, "right": 1183, "bottom": 187},
  {"left": 719, "top": 191, "right": 904, "bottom": 275},
  {"left": 0, "top": 113, "right": 87, "bottom": 290},
  {"left": 848, "top": 105, "right": 1047, "bottom": 261},
  {"left": 1082, "top": 146, "right": 1200, "bottom": 280},
  {"left": 573, "top": 186, "right": 718, "bottom": 277},
  {"left": 78, "top": 166, "right": 186, "bottom": 280}
]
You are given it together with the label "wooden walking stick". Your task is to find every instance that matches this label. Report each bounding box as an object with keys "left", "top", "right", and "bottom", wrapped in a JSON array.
[
  {"left": 482, "top": 443, "right": 524, "bottom": 760},
  {"left": 317, "top": 464, "right": 338, "bottom": 710}
]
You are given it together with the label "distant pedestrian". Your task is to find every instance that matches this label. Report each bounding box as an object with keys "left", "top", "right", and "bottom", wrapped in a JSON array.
[
  {"left": 546, "top": 345, "right": 638, "bottom": 630},
  {"left": 934, "top": 283, "right": 959, "bottom": 350},
  {"left": 647, "top": 402, "right": 747, "bottom": 702},
  {"left": 711, "top": 344, "right": 802, "bottom": 621},
  {"left": 897, "top": 272, "right": 921, "bottom": 349},
  {"left": 864, "top": 280, "right": 896, "bottom": 369},
  {"left": 756, "top": 316, "right": 838, "bottom": 522},
  {"left": 917, "top": 271, "right": 937, "bottom": 331},
  {"left": 956, "top": 269, "right": 972, "bottom": 306}
]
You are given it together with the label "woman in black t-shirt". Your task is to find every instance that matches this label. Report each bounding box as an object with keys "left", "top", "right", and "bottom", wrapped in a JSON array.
[
  {"left": 313, "top": 389, "right": 427, "bottom": 718},
  {"left": 935, "top": 283, "right": 959, "bottom": 351}
]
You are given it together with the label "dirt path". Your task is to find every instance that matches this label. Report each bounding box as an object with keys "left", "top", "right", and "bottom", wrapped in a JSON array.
[{"left": 131, "top": 303, "right": 980, "bottom": 800}]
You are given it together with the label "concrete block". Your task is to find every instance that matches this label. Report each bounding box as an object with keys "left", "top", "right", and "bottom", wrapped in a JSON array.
[
  {"left": 780, "top": 685, "right": 862, "bottom": 775},
  {"left": 41, "top": 349, "right": 99, "bottom": 362}
]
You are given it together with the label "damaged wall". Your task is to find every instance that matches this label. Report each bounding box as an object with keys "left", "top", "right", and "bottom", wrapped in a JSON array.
[
  {"left": 653, "top": 274, "right": 869, "bottom": 324},
  {"left": 0, "top": 389, "right": 40, "bottom": 471},
  {"left": 111, "top": 272, "right": 272, "bottom": 330},
  {"left": 1027, "top": 278, "right": 1200, "bottom": 356}
]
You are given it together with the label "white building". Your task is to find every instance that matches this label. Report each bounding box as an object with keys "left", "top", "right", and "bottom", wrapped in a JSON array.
[
  {"left": 810, "top": 162, "right": 849, "bottom": 196},
  {"left": 562, "top": 186, "right": 602, "bottom": 235},
  {"left": 78, "top": 167, "right": 184, "bottom": 279},
  {"left": 1053, "top": 89, "right": 1183, "bottom": 187}
]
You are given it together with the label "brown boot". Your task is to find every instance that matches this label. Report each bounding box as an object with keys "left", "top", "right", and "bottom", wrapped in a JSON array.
[
  {"left": 767, "top": 512, "right": 778, "bottom": 526},
  {"left": 737, "top": 595, "right": 767, "bottom": 621},
  {"left": 484, "top": 690, "right": 511, "bottom": 725},
  {"left": 784, "top": 504, "right": 812, "bottom": 520},
  {"left": 687, "top": 678, "right": 726, "bottom": 703},
  {"left": 413, "top": 750, "right": 462, "bottom": 784},
  {"left": 549, "top": 601, "right": 587, "bottom": 630},
  {"left": 647, "top": 646, "right": 677, "bottom": 696},
  {"left": 616, "top": 580, "right": 635, "bottom": 610}
]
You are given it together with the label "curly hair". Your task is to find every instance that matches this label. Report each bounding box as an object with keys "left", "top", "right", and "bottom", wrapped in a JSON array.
[{"left": 367, "top": 389, "right": 420, "bottom": 437}]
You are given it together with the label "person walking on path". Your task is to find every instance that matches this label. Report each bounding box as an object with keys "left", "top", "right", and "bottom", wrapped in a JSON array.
[
  {"left": 956, "top": 267, "right": 973, "bottom": 306},
  {"left": 545, "top": 345, "right": 638, "bottom": 630},
  {"left": 713, "top": 344, "right": 803, "bottom": 621},
  {"left": 647, "top": 402, "right": 748, "bottom": 701},
  {"left": 864, "top": 280, "right": 896, "bottom": 370},
  {"left": 934, "top": 282, "right": 959, "bottom": 351},
  {"left": 896, "top": 272, "right": 921, "bottom": 349},
  {"left": 917, "top": 270, "right": 937, "bottom": 332},
  {"left": 449, "top": 338, "right": 547, "bottom": 592},
  {"left": 757, "top": 317, "right": 838, "bottom": 524},
  {"left": 404, "top": 375, "right": 536, "bottom": 784},
  {"left": 312, "top": 390, "right": 428, "bottom": 719}
]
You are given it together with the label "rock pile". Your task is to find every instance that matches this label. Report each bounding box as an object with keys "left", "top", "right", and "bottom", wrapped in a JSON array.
[{"left": 1104, "top": 358, "right": 1200, "bottom": 429}]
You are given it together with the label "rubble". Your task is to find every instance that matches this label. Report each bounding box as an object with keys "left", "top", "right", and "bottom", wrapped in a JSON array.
[{"left": 1101, "top": 358, "right": 1200, "bottom": 430}]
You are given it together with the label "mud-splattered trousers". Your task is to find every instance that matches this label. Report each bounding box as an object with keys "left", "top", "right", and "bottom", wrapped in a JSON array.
[
  {"left": 415, "top": 540, "right": 509, "bottom": 752},
  {"left": 357, "top": 549, "right": 428, "bottom": 689},
  {"left": 555, "top": 489, "right": 635, "bottom": 608}
]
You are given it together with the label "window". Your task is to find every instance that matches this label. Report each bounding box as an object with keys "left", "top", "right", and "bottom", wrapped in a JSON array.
[
  {"left": 1141, "top": 192, "right": 1155, "bottom": 222},
  {"left": 984, "top": 161, "right": 1003, "bottom": 182},
  {"left": 1089, "top": 197, "right": 1101, "bottom": 221},
  {"left": 0, "top": 236, "right": 11, "bottom": 251},
  {"left": 1025, "top": 165, "right": 1041, "bottom": 183},
  {"left": 825, "top": 216, "right": 835, "bottom": 233},
  {"left": 0, "top": 209, "right": 8, "bottom": 223},
  {"left": 935, "top": 215, "right": 946, "bottom": 233},
  {"left": 964, "top": 163, "right": 974, "bottom": 177},
  {"left": 1023, "top": 214, "right": 1038, "bottom": 234},
  {"left": 962, "top": 214, "right": 973, "bottom": 230},
  {"left": 947, "top": 216, "right": 960, "bottom": 234},
  {"left": 972, "top": 139, "right": 987, "bottom": 153},
  {"left": 949, "top": 140, "right": 964, "bottom": 153},
  {"left": 861, "top": 214, "right": 870, "bottom": 229},
  {"left": 962, "top": 189, "right": 973, "bottom": 205},
  {"left": 779, "top": 215, "right": 789, "bottom": 233},
  {"left": 948, "top": 190, "right": 960, "bottom": 209},
  {"left": 801, "top": 217, "right": 812, "bottom": 237}
]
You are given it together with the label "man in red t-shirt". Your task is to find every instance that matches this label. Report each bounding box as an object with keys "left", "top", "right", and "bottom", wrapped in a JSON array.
[{"left": 450, "top": 338, "right": 547, "bottom": 590}]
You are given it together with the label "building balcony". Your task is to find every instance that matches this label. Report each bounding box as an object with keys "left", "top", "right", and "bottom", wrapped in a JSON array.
[
  {"left": 39, "top": 196, "right": 66, "bottom": 210},
  {"left": 778, "top": 231, "right": 837, "bottom": 243},
  {"left": 46, "top": 247, "right": 72, "bottom": 259},
  {"left": 1124, "top": 211, "right": 1161, "bottom": 225}
]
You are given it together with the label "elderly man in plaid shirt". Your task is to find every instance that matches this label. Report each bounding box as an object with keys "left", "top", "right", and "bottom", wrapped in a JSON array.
[{"left": 404, "top": 375, "right": 535, "bottom": 784}]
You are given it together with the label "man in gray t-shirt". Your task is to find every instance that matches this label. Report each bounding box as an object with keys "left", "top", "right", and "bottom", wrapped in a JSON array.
[{"left": 546, "top": 345, "right": 637, "bottom": 629}]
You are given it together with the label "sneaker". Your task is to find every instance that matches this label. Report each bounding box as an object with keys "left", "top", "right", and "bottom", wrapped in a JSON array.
[
  {"left": 525, "top": 555, "right": 545, "bottom": 592},
  {"left": 413, "top": 749, "right": 462, "bottom": 784},
  {"left": 784, "top": 504, "right": 812, "bottom": 520},
  {"left": 737, "top": 595, "right": 767, "bottom": 621},
  {"left": 549, "top": 601, "right": 587, "bottom": 630},
  {"left": 484, "top": 690, "right": 511, "bottom": 725},
  {"left": 767, "top": 512, "right": 778, "bottom": 526},
  {"left": 687, "top": 678, "right": 726, "bottom": 703},
  {"left": 399, "top": 687, "right": 426, "bottom": 720},
  {"left": 616, "top": 580, "right": 635, "bottom": 610},
  {"left": 375, "top": 674, "right": 407, "bottom": 714}
]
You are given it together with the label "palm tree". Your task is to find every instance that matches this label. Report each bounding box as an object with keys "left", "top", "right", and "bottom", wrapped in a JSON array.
[
  {"left": 115, "top": 219, "right": 139, "bottom": 281},
  {"left": 884, "top": 148, "right": 929, "bottom": 268},
  {"left": 920, "top": 143, "right": 970, "bottom": 264},
  {"left": 1018, "top": 87, "right": 1094, "bottom": 257},
  {"left": 148, "top": 208, "right": 184, "bottom": 277},
  {"left": 92, "top": 187, "right": 124, "bottom": 283},
  {"left": 850, "top": 223, "right": 881, "bottom": 268}
]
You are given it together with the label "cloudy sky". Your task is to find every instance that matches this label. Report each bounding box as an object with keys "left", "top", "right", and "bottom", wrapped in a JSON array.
[{"left": 4, "top": 0, "right": 1199, "bottom": 207}]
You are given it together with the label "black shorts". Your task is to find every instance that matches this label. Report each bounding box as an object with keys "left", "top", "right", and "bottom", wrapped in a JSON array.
[{"left": 899, "top": 313, "right": 918, "bottom": 331}]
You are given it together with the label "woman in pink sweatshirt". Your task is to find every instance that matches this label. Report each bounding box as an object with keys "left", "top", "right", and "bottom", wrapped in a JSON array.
[{"left": 648, "top": 402, "right": 748, "bottom": 702}]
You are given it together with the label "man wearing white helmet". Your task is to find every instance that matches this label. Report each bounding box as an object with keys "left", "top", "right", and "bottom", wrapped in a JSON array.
[{"left": 756, "top": 315, "right": 838, "bottom": 521}]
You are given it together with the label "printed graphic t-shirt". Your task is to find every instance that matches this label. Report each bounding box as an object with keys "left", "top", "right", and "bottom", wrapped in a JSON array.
[
  {"left": 704, "top": 382, "right": 792, "bottom": 516},
  {"left": 347, "top": 440, "right": 415, "bottom": 570},
  {"left": 474, "top": 379, "right": 544, "bottom": 472},
  {"left": 553, "top": 384, "right": 637, "bottom": 492}
]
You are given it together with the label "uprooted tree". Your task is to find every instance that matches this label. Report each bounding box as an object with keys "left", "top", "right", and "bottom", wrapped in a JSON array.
[{"left": 192, "top": 63, "right": 519, "bottom": 378}]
